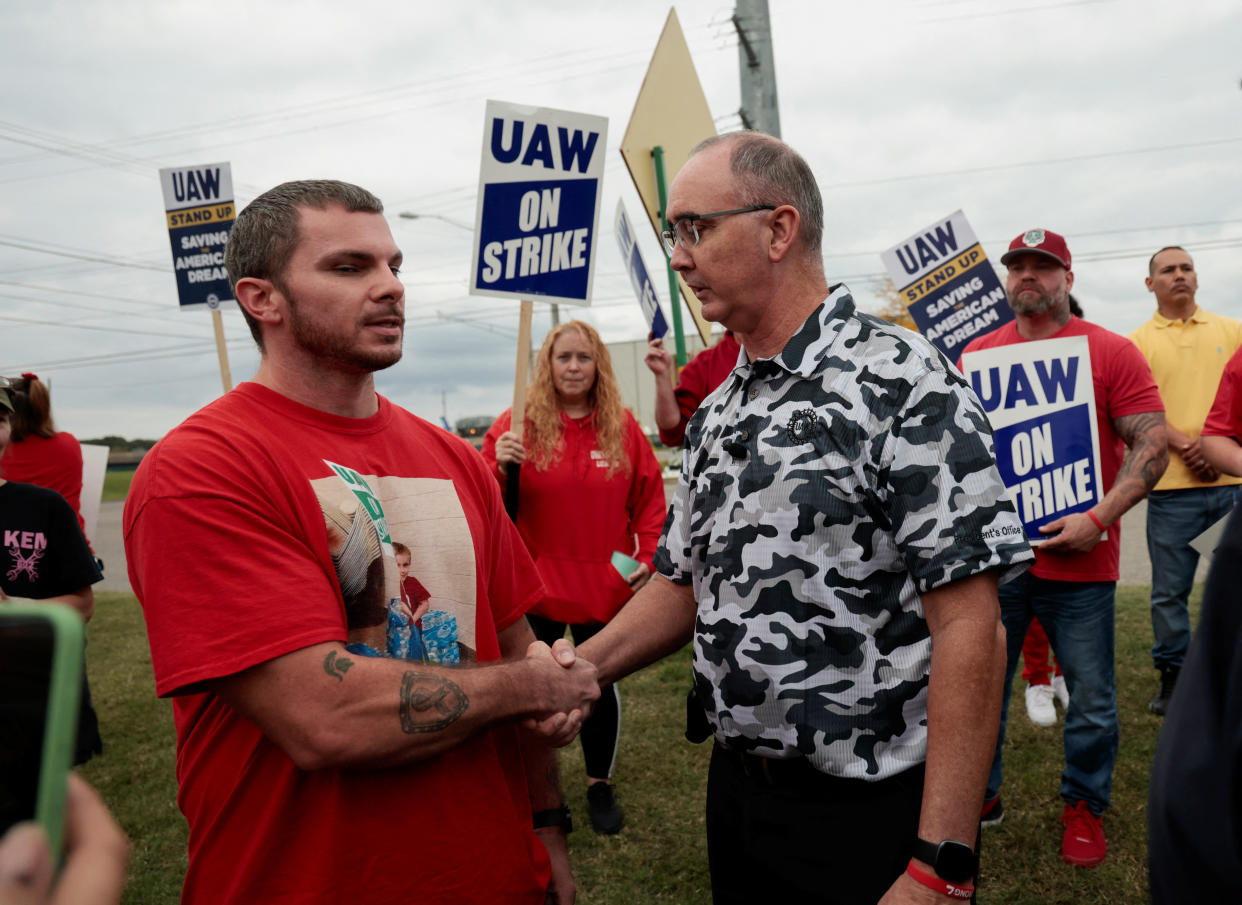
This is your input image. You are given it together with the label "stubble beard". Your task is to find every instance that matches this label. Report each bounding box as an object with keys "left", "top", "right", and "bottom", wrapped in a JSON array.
[{"left": 287, "top": 293, "right": 404, "bottom": 373}]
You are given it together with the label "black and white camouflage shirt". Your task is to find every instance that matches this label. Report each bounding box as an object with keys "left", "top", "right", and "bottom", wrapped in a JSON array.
[{"left": 654, "top": 285, "right": 1032, "bottom": 779}]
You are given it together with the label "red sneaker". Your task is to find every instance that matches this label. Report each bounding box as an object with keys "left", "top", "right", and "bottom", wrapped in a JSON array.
[{"left": 1061, "top": 801, "right": 1106, "bottom": 867}]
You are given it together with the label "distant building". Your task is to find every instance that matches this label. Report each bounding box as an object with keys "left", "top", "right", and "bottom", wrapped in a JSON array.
[{"left": 607, "top": 331, "right": 713, "bottom": 441}]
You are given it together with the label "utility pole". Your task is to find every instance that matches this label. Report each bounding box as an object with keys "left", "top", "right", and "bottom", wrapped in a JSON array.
[{"left": 733, "top": 0, "right": 781, "bottom": 138}]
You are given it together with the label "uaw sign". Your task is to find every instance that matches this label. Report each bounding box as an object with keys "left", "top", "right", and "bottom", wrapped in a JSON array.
[
  {"left": 470, "top": 100, "right": 608, "bottom": 306},
  {"left": 159, "top": 163, "right": 235, "bottom": 310},
  {"left": 881, "top": 210, "right": 1012, "bottom": 358},
  {"left": 614, "top": 201, "right": 668, "bottom": 338},
  {"left": 959, "top": 336, "right": 1104, "bottom": 544}
]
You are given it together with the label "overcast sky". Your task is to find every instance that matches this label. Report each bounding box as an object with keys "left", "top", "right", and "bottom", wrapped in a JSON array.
[{"left": 2, "top": 0, "right": 1240, "bottom": 440}]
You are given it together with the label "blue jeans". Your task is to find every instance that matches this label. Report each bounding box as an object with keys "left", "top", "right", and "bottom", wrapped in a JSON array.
[
  {"left": 1147, "top": 486, "right": 1240, "bottom": 669},
  {"left": 986, "top": 572, "right": 1117, "bottom": 815}
]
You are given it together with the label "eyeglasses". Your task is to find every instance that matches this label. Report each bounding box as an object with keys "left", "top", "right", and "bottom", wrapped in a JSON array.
[{"left": 660, "top": 205, "right": 776, "bottom": 257}]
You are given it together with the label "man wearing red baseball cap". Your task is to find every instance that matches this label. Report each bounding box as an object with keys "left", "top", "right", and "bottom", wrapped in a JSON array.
[{"left": 959, "top": 228, "right": 1168, "bottom": 868}]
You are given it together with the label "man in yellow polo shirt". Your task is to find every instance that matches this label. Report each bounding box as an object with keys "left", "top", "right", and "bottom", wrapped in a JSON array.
[{"left": 1130, "top": 246, "right": 1242, "bottom": 716}]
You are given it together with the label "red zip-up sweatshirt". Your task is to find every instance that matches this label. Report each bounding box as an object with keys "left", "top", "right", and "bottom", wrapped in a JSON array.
[{"left": 483, "top": 408, "right": 667, "bottom": 624}]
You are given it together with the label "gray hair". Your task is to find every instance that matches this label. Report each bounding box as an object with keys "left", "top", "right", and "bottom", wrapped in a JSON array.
[
  {"left": 225, "top": 180, "right": 384, "bottom": 349},
  {"left": 692, "top": 132, "right": 824, "bottom": 258}
]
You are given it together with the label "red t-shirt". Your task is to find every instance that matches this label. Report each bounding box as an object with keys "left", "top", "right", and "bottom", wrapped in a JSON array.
[
  {"left": 124, "top": 383, "right": 548, "bottom": 904},
  {"left": 659, "top": 332, "right": 742, "bottom": 447},
  {"left": 482, "top": 408, "right": 667, "bottom": 624},
  {"left": 0, "top": 432, "right": 87, "bottom": 540},
  {"left": 961, "top": 317, "right": 1163, "bottom": 582},
  {"left": 1203, "top": 345, "right": 1242, "bottom": 442}
]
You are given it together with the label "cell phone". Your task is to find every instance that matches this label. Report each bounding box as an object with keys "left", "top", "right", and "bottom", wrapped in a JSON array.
[{"left": 0, "top": 600, "right": 84, "bottom": 861}]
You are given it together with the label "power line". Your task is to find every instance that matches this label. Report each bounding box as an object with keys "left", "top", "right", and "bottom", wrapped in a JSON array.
[
  {"left": 820, "top": 136, "right": 1242, "bottom": 191},
  {"left": 0, "top": 311, "right": 207, "bottom": 340},
  {"left": 0, "top": 237, "right": 167, "bottom": 272}
]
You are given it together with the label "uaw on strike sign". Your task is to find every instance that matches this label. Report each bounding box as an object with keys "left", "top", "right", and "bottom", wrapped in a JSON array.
[
  {"left": 470, "top": 101, "right": 608, "bottom": 305},
  {"left": 159, "top": 162, "right": 235, "bottom": 309},
  {"left": 959, "top": 336, "right": 1104, "bottom": 544},
  {"left": 882, "top": 210, "right": 1012, "bottom": 358}
]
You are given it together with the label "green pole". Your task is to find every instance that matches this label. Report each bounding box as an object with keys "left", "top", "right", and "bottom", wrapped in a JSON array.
[{"left": 652, "top": 145, "right": 688, "bottom": 368}]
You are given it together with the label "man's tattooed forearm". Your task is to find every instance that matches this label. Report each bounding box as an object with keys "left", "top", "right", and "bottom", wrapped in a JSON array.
[
  {"left": 400, "top": 672, "right": 469, "bottom": 734},
  {"left": 1113, "top": 410, "right": 1170, "bottom": 491},
  {"left": 323, "top": 650, "right": 354, "bottom": 682}
]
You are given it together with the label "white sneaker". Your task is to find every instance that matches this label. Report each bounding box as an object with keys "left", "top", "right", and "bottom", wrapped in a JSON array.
[
  {"left": 1052, "top": 674, "right": 1069, "bottom": 710},
  {"left": 1025, "top": 683, "right": 1057, "bottom": 727}
]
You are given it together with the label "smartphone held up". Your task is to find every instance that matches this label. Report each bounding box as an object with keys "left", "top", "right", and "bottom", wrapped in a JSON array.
[{"left": 0, "top": 600, "right": 84, "bottom": 862}]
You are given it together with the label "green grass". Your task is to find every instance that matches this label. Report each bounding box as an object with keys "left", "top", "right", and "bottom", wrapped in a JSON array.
[
  {"left": 80, "top": 586, "right": 1179, "bottom": 904},
  {"left": 101, "top": 470, "right": 135, "bottom": 503}
]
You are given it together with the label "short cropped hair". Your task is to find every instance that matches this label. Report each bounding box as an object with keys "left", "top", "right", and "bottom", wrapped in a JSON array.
[
  {"left": 225, "top": 180, "right": 384, "bottom": 348},
  {"left": 1148, "top": 245, "right": 1189, "bottom": 276},
  {"left": 692, "top": 132, "right": 824, "bottom": 258}
]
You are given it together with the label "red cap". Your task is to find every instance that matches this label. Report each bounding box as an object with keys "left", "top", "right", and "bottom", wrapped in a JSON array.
[{"left": 1000, "top": 228, "right": 1071, "bottom": 269}]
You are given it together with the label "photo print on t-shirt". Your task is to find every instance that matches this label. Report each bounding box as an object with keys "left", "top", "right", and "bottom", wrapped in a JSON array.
[{"left": 312, "top": 469, "right": 478, "bottom": 665}]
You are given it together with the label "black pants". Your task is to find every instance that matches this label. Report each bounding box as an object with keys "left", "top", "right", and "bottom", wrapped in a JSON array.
[
  {"left": 526, "top": 615, "right": 620, "bottom": 780},
  {"left": 706, "top": 745, "right": 926, "bottom": 905}
]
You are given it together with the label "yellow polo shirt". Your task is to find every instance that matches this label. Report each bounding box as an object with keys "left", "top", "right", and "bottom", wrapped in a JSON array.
[{"left": 1130, "top": 306, "right": 1242, "bottom": 491}]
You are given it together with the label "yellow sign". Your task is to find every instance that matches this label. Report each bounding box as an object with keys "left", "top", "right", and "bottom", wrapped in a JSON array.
[
  {"left": 619, "top": 8, "right": 715, "bottom": 345},
  {"left": 166, "top": 202, "right": 235, "bottom": 229}
]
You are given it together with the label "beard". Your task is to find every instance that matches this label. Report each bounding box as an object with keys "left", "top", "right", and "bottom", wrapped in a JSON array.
[
  {"left": 1007, "top": 284, "right": 1064, "bottom": 318},
  {"left": 285, "top": 291, "right": 403, "bottom": 373}
]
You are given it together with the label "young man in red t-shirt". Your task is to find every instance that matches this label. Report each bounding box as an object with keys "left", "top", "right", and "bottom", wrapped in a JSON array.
[
  {"left": 123, "top": 181, "right": 600, "bottom": 905},
  {"left": 960, "top": 228, "right": 1167, "bottom": 869}
]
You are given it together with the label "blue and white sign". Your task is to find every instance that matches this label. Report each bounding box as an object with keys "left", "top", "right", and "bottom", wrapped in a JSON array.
[
  {"left": 469, "top": 100, "right": 608, "bottom": 306},
  {"left": 959, "top": 336, "right": 1104, "bottom": 544},
  {"left": 159, "top": 162, "right": 235, "bottom": 310},
  {"left": 614, "top": 200, "right": 668, "bottom": 338},
  {"left": 881, "top": 210, "right": 1013, "bottom": 358}
]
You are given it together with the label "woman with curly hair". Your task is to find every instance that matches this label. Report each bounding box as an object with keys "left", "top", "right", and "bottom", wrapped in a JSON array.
[{"left": 483, "top": 320, "right": 667, "bottom": 835}]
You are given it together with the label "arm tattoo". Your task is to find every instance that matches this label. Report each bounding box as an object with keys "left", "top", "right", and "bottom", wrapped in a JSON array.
[
  {"left": 323, "top": 650, "right": 354, "bottom": 682},
  {"left": 400, "top": 671, "right": 469, "bottom": 734},
  {"left": 1113, "top": 410, "right": 1169, "bottom": 491}
]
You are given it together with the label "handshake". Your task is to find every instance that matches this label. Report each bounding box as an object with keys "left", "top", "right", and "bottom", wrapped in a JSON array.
[{"left": 519, "top": 638, "right": 602, "bottom": 747}]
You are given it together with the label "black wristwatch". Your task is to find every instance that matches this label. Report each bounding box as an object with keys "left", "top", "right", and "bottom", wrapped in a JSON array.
[
  {"left": 532, "top": 803, "right": 573, "bottom": 834},
  {"left": 911, "top": 837, "right": 976, "bottom": 884}
]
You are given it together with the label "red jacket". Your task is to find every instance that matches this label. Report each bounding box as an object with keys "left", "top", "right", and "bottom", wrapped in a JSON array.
[
  {"left": 659, "top": 332, "right": 741, "bottom": 447},
  {"left": 483, "top": 408, "right": 667, "bottom": 624},
  {"left": 1, "top": 432, "right": 88, "bottom": 541}
]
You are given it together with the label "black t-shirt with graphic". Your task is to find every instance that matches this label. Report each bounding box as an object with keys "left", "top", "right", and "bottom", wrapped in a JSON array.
[
  {"left": 0, "top": 480, "right": 104, "bottom": 763},
  {"left": 0, "top": 481, "right": 101, "bottom": 598}
]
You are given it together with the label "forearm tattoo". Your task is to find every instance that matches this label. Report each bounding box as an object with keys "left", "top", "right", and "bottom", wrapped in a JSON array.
[
  {"left": 323, "top": 650, "right": 354, "bottom": 682},
  {"left": 1113, "top": 410, "right": 1169, "bottom": 490},
  {"left": 400, "top": 672, "right": 469, "bottom": 734}
]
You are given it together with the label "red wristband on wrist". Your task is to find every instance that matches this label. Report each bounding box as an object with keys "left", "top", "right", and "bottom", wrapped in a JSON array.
[
  {"left": 1086, "top": 509, "right": 1106, "bottom": 532},
  {"left": 906, "top": 861, "right": 974, "bottom": 899}
]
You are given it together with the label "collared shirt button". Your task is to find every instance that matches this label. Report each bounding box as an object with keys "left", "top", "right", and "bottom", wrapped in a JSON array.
[
  {"left": 748, "top": 387, "right": 759, "bottom": 399},
  {"left": 740, "top": 431, "right": 750, "bottom": 442}
]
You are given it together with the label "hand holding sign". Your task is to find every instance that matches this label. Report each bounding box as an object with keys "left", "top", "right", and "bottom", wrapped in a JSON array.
[
  {"left": 493, "top": 431, "right": 526, "bottom": 469},
  {"left": 1036, "top": 511, "right": 1106, "bottom": 555},
  {"left": 644, "top": 336, "right": 674, "bottom": 379}
]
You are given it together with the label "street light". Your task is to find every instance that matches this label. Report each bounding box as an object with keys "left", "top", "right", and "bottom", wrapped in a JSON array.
[{"left": 398, "top": 211, "right": 473, "bottom": 232}]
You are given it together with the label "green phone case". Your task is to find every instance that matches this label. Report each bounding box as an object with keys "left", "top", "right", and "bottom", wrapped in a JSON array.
[{"left": 0, "top": 600, "right": 84, "bottom": 861}]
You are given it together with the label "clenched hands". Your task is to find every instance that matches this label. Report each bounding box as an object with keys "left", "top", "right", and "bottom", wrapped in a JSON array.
[{"left": 522, "top": 639, "right": 599, "bottom": 747}]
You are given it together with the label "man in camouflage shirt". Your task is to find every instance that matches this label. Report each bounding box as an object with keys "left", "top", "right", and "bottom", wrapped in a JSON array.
[{"left": 579, "top": 132, "right": 1032, "bottom": 905}]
